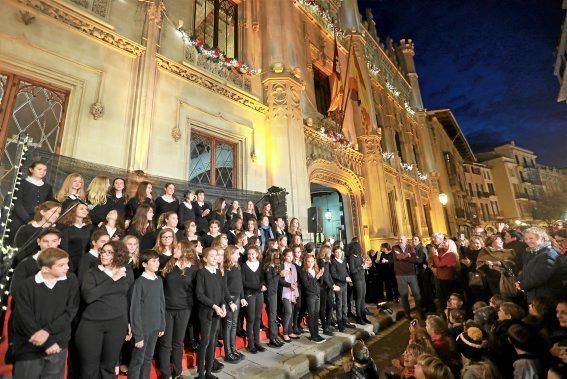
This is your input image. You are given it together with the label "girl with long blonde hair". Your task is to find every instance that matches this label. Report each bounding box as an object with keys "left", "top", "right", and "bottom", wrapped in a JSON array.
[
  {"left": 56, "top": 173, "right": 86, "bottom": 205},
  {"left": 86, "top": 175, "right": 110, "bottom": 226}
]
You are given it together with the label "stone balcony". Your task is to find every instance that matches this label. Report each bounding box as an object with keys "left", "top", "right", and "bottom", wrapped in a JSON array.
[
  {"left": 303, "top": 118, "right": 363, "bottom": 177},
  {"left": 183, "top": 45, "right": 252, "bottom": 93}
]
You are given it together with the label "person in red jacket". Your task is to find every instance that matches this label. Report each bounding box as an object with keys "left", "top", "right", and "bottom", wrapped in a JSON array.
[{"left": 430, "top": 233, "right": 459, "bottom": 311}]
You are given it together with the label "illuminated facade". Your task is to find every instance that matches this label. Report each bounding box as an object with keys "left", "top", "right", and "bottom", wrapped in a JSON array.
[
  {"left": 555, "top": 0, "right": 567, "bottom": 103},
  {"left": 0, "top": 0, "right": 454, "bottom": 248}
]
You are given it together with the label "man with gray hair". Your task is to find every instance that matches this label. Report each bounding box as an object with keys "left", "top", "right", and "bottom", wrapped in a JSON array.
[{"left": 392, "top": 235, "right": 423, "bottom": 319}]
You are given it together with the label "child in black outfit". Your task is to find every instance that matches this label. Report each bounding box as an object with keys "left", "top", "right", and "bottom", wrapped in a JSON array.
[
  {"left": 129, "top": 250, "right": 166, "bottom": 379},
  {"left": 241, "top": 245, "right": 267, "bottom": 353},
  {"left": 264, "top": 249, "right": 284, "bottom": 348},
  {"left": 77, "top": 229, "right": 110, "bottom": 281},
  {"left": 300, "top": 254, "right": 326, "bottom": 343},
  {"left": 10, "top": 248, "right": 79, "bottom": 378},
  {"left": 195, "top": 247, "right": 235, "bottom": 379},
  {"left": 222, "top": 246, "right": 247, "bottom": 363}
]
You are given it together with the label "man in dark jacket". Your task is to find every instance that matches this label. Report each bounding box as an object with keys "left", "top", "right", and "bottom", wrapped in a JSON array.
[{"left": 392, "top": 235, "right": 422, "bottom": 319}]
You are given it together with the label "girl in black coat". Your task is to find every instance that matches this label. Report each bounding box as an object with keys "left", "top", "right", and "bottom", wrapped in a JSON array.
[
  {"left": 222, "top": 246, "right": 247, "bottom": 362},
  {"left": 86, "top": 176, "right": 111, "bottom": 227},
  {"left": 59, "top": 201, "right": 95, "bottom": 273},
  {"left": 177, "top": 190, "right": 196, "bottom": 229},
  {"left": 241, "top": 245, "right": 267, "bottom": 353},
  {"left": 264, "top": 249, "right": 284, "bottom": 347},
  {"left": 317, "top": 245, "right": 339, "bottom": 336},
  {"left": 376, "top": 243, "right": 398, "bottom": 302},
  {"left": 211, "top": 197, "right": 227, "bottom": 232},
  {"left": 154, "top": 183, "right": 179, "bottom": 225},
  {"left": 55, "top": 173, "right": 86, "bottom": 211},
  {"left": 125, "top": 181, "right": 154, "bottom": 223},
  {"left": 108, "top": 178, "right": 127, "bottom": 218},
  {"left": 157, "top": 240, "right": 199, "bottom": 378},
  {"left": 125, "top": 204, "right": 156, "bottom": 252},
  {"left": 299, "top": 255, "right": 325, "bottom": 343},
  {"left": 11, "top": 161, "right": 54, "bottom": 242}
]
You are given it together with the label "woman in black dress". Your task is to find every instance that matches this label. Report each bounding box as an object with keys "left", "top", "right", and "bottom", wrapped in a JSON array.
[
  {"left": 13, "top": 200, "right": 61, "bottom": 265},
  {"left": 242, "top": 200, "right": 257, "bottom": 225},
  {"left": 225, "top": 200, "right": 243, "bottom": 224},
  {"left": 87, "top": 176, "right": 111, "bottom": 227},
  {"left": 125, "top": 181, "right": 154, "bottom": 223},
  {"left": 11, "top": 161, "right": 54, "bottom": 241},
  {"left": 108, "top": 178, "right": 127, "bottom": 219},
  {"left": 178, "top": 190, "right": 195, "bottom": 229},
  {"left": 155, "top": 182, "right": 179, "bottom": 224},
  {"left": 59, "top": 201, "right": 95, "bottom": 273},
  {"left": 55, "top": 173, "right": 86, "bottom": 211},
  {"left": 211, "top": 197, "right": 227, "bottom": 232},
  {"left": 125, "top": 203, "right": 156, "bottom": 252}
]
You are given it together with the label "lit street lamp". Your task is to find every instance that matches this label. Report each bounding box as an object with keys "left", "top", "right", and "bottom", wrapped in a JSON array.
[{"left": 439, "top": 193, "right": 452, "bottom": 236}]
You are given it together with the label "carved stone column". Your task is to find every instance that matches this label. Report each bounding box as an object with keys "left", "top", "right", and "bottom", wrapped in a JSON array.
[
  {"left": 128, "top": 0, "right": 164, "bottom": 170},
  {"left": 263, "top": 73, "right": 309, "bottom": 225},
  {"left": 358, "top": 132, "right": 390, "bottom": 240}
]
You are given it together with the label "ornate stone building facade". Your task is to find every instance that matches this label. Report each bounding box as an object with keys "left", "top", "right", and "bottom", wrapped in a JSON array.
[{"left": 0, "top": 0, "right": 453, "bottom": 248}]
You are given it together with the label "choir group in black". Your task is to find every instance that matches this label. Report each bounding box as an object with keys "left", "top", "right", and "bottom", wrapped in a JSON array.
[{"left": 5, "top": 161, "right": 375, "bottom": 379}]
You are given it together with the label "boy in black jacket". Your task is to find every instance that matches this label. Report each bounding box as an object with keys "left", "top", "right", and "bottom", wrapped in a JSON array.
[
  {"left": 330, "top": 246, "right": 354, "bottom": 331},
  {"left": 10, "top": 247, "right": 79, "bottom": 378},
  {"left": 129, "top": 250, "right": 166, "bottom": 379}
]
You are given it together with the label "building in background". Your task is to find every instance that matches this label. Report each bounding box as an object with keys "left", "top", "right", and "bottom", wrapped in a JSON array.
[
  {"left": 463, "top": 162, "right": 502, "bottom": 228},
  {"left": 554, "top": 0, "right": 567, "bottom": 103},
  {"left": 426, "top": 109, "right": 476, "bottom": 237}
]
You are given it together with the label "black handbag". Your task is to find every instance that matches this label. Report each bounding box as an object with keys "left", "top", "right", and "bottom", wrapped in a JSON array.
[{"left": 468, "top": 270, "right": 485, "bottom": 288}]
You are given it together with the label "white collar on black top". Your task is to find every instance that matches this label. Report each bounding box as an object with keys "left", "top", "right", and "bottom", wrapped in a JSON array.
[
  {"left": 335, "top": 258, "right": 343, "bottom": 264},
  {"left": 246, "top": 260, "right": 259, "bottom": 272},
  {"left": 98, "top": 265, "right": 126, "bottom": 278},
  {"left": 198, "top": 201, "right": 205, "bottom": 207},
  {"left": 205, "top": 266, "right": 217, "bottom": 274},
  {"left": 142, "top": 271, "right": 158, "bottom": 280},
  {"left": 183, "top": 201, "right": 192, "bottom": 208},
  {"left": 105, "top": 225, "right": 116, "bottom": 235},
  {"left": 26, "top": 176, "right": 44, "bottom": 186},
  {"left": 161, "top": 195, "right": 175, "bottom": 203},
  {"left": 73, "top": 223, "right": 86, "bottom": 228},
  {"left": 32, "top": 252, "right": 40, "bottom": 260},
  {"left": 89, "top": 249, "right": 99, "bottom": 258},
  {"left": 114, "top": 193, "right": 123, "bottom": 198},
  {"left": 162, "top": 250, "right": 172, "bottom": 257},
  {"left": 35, "top": 272, "right": 67, "bottom": 289},
  {"left": 308, "top": 268, "right": 316, "bottom": 277},
  {"left": 176, "top": 261, "right": 191, "bottom": 269}
]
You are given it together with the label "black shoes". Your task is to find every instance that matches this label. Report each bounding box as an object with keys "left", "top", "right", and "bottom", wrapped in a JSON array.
[
  {"left": 322, "top": 328, "right": 334, "bottom": 336},
  {"left": 248, "top": 345, "right": 258, "bottom": 354},
  {"left": 224, "top": 353, "right": 240, "bottom": 363},
  {"left": 268, "top": 339, "right": 281, "bottom": 348},
  {"left": 255, "top": 344, "right": 266, "bottom": 352},
  {"left": 212, "top": 359, "right": 223, "bottom": 373},
  {"left": 234, "top": 351, "right": 245, "bottom": 360},
  {"left": 344, "top": 322, "right": 356, "bottom": 328},
  {"left": 309, "top": 335, "right": 326, "bottom": 343},
  {"left": 237, "top": 329, "right": 247, "bottom": 338}
]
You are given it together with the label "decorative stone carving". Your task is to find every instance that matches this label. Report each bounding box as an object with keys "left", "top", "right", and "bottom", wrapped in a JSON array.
[
  {"left": 156, "top": 55, "right": 267, "bottom": 114},
  {"left": 89, "top": 101, "right": 104, "bottom": 120},
  {"left": 171, "top": 123, "right": 182, "bottom": 142},
  {"left": 146, "top": 0, "right": 166, "bottom": 26},
  {"left": 184, "top": 46, "right": 252, "bottom": 92},
  {"left": 263, "top": 78, "right": 303, "bottom": 121},
  {"left": 16, "top": 0, "right": 145, "bottom": 57},
  {"left": 358, "top": 134, "right": 382, "bottom": 164},
  {"left": 18, "top": 10, "right": 35, "bottom": 25}
]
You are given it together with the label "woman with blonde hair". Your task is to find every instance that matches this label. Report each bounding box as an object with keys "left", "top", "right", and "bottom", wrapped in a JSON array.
[
  {"left": 86, "top": 175, "right": 111, "bottom": 227},
  {"left": 287, "top": 217, "right": 302, "bottom": 241},
  {"left": 158, "top": 240, "right": 199, "bottom": 378},
  {"left": 517, "top": 227, "right": 561, "bottom": 303},
  {"left": 242, "top": 200, "right": 257, "bottom": 225},
  {"left": 414, "top": 353, "right": 454, "bottom": 379},
  {"left": 123, "top": 234, "right": 142, "bottom": 278},
  {"left": 56, "top": 173, "right": 86, "bottom": 208}
]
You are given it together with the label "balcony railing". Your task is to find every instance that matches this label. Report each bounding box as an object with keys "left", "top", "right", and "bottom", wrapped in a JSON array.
[{"left": 184, "top": 45, "right": 252, "bottom": 93}]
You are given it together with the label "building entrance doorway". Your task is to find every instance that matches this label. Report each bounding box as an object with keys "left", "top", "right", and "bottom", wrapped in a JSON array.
[{"left": 310, "top": 183, "right": 347, "bottom": 245}]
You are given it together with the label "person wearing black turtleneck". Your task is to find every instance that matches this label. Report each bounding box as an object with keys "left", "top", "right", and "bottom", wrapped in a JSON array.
[
  {"left": 241, "top": 247, "right": 266, "bottom": 353},
  {"left": 193, "top": 190, "right": 212, "bottom": 235},
  {"left": 195, "top": 247, "right": 234, "bottom": 379},
  {"left": 330, "top": 246, "right": 354, "bottom": 331},
  {"left": 158, "top": 255, "right": 198, "bottom": 378},
  {"left": 347, "top": 242, "right": 371, "bottom": 324}
]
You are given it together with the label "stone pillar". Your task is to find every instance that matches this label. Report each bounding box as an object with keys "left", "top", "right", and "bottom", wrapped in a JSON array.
[
  {"left": 358, "top": 132, "right": 390, "bottom": 245},
  {"left": 398, "top": 39, "right": 424, "bottom": 110},
  {"left": 128, "top": 0, "right": 164, "bottom": 170},
  {"left": 340, "top": 0, "right": 363, "bottom": 32},
  {"left": 263, "top": 73, "right": 310, "bottom": 227}
]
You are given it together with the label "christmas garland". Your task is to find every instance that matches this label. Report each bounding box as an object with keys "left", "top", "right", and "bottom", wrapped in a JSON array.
[
  {"left": 295, "top": 0, "right": 346, "bottom": 38},
  {"left": 179, "top": 31, "right": 260, "bottom": 76},
  {"left": 319, "top": 127, "right": 353, "bottom": 148}
]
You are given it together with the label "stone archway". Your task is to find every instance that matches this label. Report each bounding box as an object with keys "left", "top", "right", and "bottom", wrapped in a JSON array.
[{"left": 308, "top": 159, "right": 366, "bottom": 245}]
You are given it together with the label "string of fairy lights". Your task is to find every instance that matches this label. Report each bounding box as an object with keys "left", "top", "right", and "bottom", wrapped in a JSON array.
[{"left": 0, "top": 135, "right": 31, "bottom": 311}]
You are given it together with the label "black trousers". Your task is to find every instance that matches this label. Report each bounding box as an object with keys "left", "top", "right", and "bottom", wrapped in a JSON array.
[
  {"left": 222, "top": 300, "right": 240, "bottom": 356},
  {"left": 75, "top": 316, "right": 128, "bottom": 379},
  {"left": 292, "top": 293, "right": 302, "bottom": 332},
  {"left": 158, "top": 308, "right": 191, "bottom": 377},
  {"left": 306, "top": 294, "right": 321, "bottom": 338},
  {"left": 266, "top": 292, "right": 278, "bottom": 339},
  {"left": 319, "top": 287, "right": 333, "bottom": 329},
  {"left": 13, "top": 349, "right": 67, "bottom": 379},
  {"left": 245, "top": 292, "right": 264, "bottom": 346},
  {"left": 437, "top": 279, "right": 456, "bottom": 310},
  {"left": 128, "top": 329, "right": 159, "bottom": 379},
  {"left": 197, "top": 308, "right": 220, "bottom": 375},
  {"left": 353, "top": 279, "right": 367, "bottom": 319},
  {"left": 335, "top": 284, "right": 348, "bottom": 324}
]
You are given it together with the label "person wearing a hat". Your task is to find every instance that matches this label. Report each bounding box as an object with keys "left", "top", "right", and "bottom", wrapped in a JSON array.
[
  {"left": 507, "top": 324, "right": 544, "bottom": 379},
  {"left": 457, "top": 323, "right": 500, "bottom": 379}
]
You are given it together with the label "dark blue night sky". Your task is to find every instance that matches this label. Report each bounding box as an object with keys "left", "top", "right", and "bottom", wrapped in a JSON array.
[{"left": 358, "top": 0, "right": 567, "bottom": 167}]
